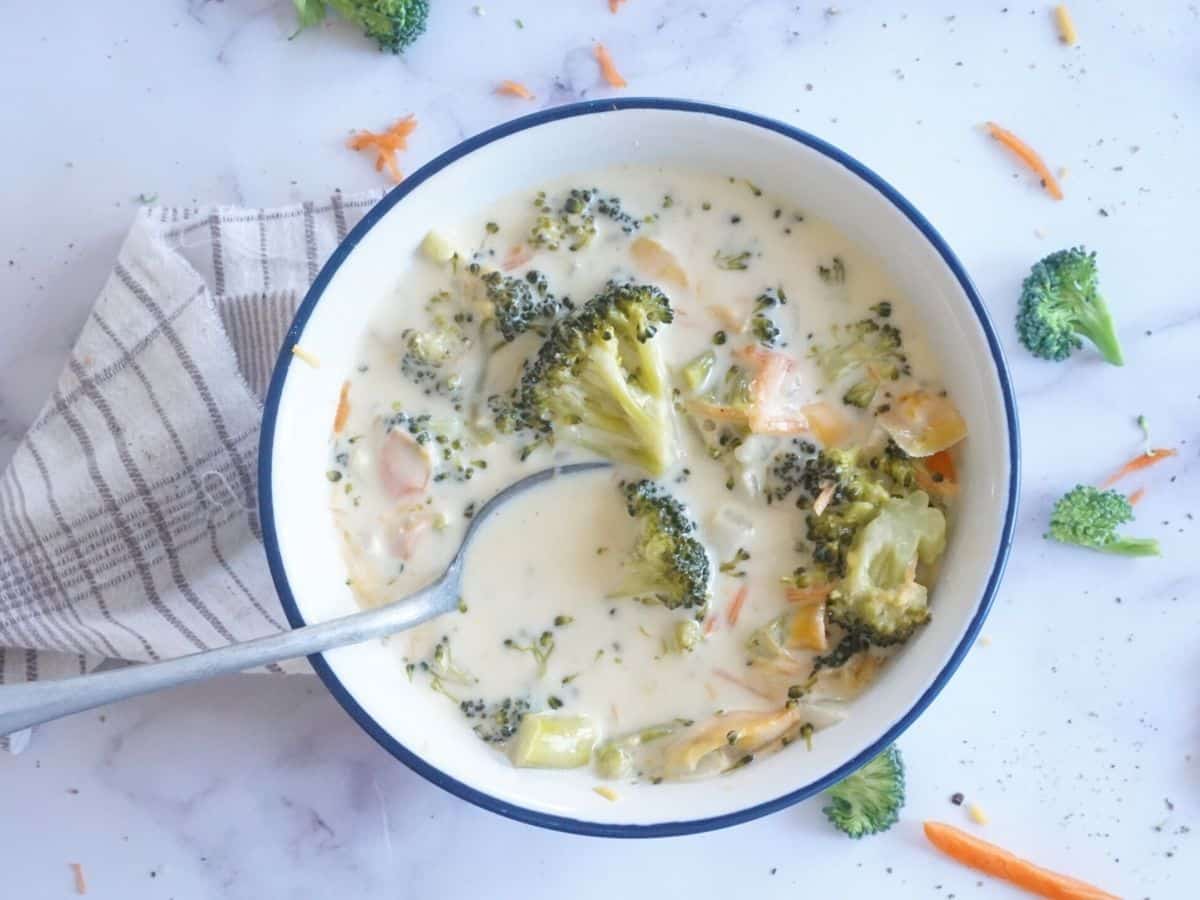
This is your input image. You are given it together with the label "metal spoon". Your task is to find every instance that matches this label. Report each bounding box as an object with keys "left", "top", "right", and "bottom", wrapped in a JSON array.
[{"left": 0, "top": 461, "right": 611, "bottom": 736}]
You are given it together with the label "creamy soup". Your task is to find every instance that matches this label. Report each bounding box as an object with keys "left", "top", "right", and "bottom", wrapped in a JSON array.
[{"left": 328, "top": 166, "right": 966, "bottom": 782}]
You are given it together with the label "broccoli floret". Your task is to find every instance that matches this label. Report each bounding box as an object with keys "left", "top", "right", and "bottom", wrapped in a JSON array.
[
  {"left": 763, "top": 440, "right": 817, "bottom": 504},
  {"left": 470, "top": 264, "right": 563, "bottom": 342},
  {"left": 614, "top": 479, "right": 711, "bottom": 610},
  {"left": 749, "top": 287, "right": 787, "bottom": 348},
  {"left": 459, "top": 696, "right": 531, "bottom": 744},
  {"left": 495, "top": 280, "right": 677, "bottom": 474},
  {"left": 1017, "top": 247, "right": 1123, "bottom": 366},
  {"left": 293, "top": 0, "right": 429, "bottom": 53},
  {"left": 810, "top": 315, "right": 909, "bottom": 409},
  {"left": 528, "top": 188, "right": 642, "bottom": 252},
  {"left": 830, "top": 491, "right": 946, "bottom": 645},
  {"left": 822, "top": 745, "right": 905, "bottom": 838},
  {"left": 1047, "top": 485, "right": 1159, "bottom": 556},
  {"left": 800, "top": 448, "right": 894, "bottom": 578}
]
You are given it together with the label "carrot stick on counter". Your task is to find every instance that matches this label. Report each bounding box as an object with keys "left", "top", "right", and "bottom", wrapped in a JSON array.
[{"left": 923, "top": 821, "right": 1119, "bottom": 900}]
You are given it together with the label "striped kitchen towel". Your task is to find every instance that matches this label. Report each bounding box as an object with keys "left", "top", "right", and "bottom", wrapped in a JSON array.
[{"left": 0, "top": 190, "right": 385, "bottom": 750}]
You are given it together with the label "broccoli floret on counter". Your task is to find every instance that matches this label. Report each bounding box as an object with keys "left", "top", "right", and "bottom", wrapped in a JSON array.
[
  {"left": 470, "top": 264, "right": 564, "bottom": 342},
  {"left": 460, "top": 696, "right": 531, "bottom": 744},
  {"left": 822, "top": 745, "right": 905, "bottom": 838},
  {"left": 1047, "top": 485, "right": 1159, "bottom": 556},
  {"left": 614, "top": 479, "right": 711, "bottom": 611},
  {"left": 810, "top": 313, "right": 908, "bottom": 409},
  {"left": 292, "top": 0, "right": 429, "bottom": 53},
  {"left": 493, "top": 280, "right": 677, "bottom": 474},
  {"left": 1017, "top": 246, "right": 1123, "bottom": 366}
]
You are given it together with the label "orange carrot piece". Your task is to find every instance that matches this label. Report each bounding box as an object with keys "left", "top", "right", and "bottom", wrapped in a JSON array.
[
  {"left": 496, "top": 80, "right": 535, "bottom": 100},
  {"left": 70, "top": 863, "right": 87, "bottom": 895},
  {"left": 726, "top": 584, "right": 749, "bottom": 626},
  {"left": 703, "top": 614, "right": 719, "bottom": 636},
  {"left": 609, "top": 0, "right": 627, "bottom": 11},
  {"left": 985, "top": 122, "right": 1064, "bottom": 201},
  {"left": 502, "top": 244, "right": 534, "bottom": 271},
  {"left": 1129, "top": 487, "right": 1146, "bottom": 505},
  {"left": 1100, "top": 448, "right": 1177, "bottom": 487},
  {"left": 347, "top": 115, "right": 417, "bottom": 183},
  {"left": 923, "top": 822, "right": 1119, "bottom": 900},
  {"left": 332, "top": 381, "right": 351, "bottom": 434},
  {"left": 925, "top": 449, "right": 958, "bottom": 483},
  {"left": 709, "top": 305, "right": 746, "bottom": 332},
  {"left": 594, "top": 43, "right": 628, "bottom": 88}
]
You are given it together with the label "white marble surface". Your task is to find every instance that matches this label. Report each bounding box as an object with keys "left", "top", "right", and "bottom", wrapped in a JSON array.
[{"left": 2, "top": 0, "right": 1197, "bottom": 896}]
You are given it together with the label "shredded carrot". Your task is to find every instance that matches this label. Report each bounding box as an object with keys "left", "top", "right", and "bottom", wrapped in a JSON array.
[
  {"left": 594, "top": 43, "right": 628, "bottom": 88},
  {"left": 985, "top": 122, "right": 1064, "bottom": 201},
  {"left": 1054, "top": 4, "right": 1078, "bottom": 45},
  {"left": 502, "top": 244, "right": 534, "bottom": 271},
  {"left": 785, "top": 584, "right": 833, "bottom": 604},
  {"left": 703, "top": 614, "right": 719, "bottom": 636},
  {"left": 708, "top": 305, "right": 746, "bottom": 332},
  {"left": 812, "top": 482, "right": 837, "bottom": 516},
  {"left": 347, "top": 115, "right": 417, "bottom": 183},
  {"left": 1100, "top": 448, "right": 1177, "bottom": 487},
  {"left": 496, "top": 80, "right": 535, "bottom": 100},
  {"left": 726, "top": 584, "right": 749, "bottom": 626},
  {"left": 712, "top": 667, "right": 773, "bottom": 701},
  {"left": 333, "top": 381, "right": 351, "bottom": 435},
  {"left": 923, "top": 821, "right": 1118, "bottom": 900},
  {"left": 609, "top": 0, "right": 627, "bottom": 12},
  {"left": 746, "top": 349, "right": 808, "bottom": 435},
  {"left": 70, "top": 863, "right": 87, "bottom": 895},
  {"left": 1129, "top": 487, "right": 1146, "bottom": 505}
]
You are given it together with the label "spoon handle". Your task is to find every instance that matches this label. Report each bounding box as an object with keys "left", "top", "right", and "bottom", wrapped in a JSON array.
[{"left": 0, "top": 574, "right": 455, "bottom": 737}]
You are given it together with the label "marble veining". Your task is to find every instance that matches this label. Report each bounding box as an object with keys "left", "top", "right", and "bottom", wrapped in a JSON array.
[{"left": 1, "top": 0, "right": 1196, "bottom": 897}]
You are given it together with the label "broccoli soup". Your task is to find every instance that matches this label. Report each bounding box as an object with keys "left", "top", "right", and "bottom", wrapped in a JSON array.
[{"left": 329, "top": 167, "right": 967, "bottom": 782}]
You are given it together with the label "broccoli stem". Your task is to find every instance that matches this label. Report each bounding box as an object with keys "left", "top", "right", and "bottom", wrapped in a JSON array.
[
  {"left": 1103, "top": 537, "right": 1160, "bottom": 557},
  {"left": 1073, "top": 298, "right": 1124, "bottom": 366}
]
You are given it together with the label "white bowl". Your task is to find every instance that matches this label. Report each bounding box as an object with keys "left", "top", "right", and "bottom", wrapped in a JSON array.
[{"left": 260, "top": 99, "right": 1019, "bottom": 837}]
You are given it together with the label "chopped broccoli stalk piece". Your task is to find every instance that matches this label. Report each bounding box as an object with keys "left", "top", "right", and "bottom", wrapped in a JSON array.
[
  {"left": 494, "top": 280, "right": 677, "bottom": 474},
  {"left": 681, "top": 350, "right": 717, "bottom": 392},
  {"left": 1047, "top": 485, "right": 1159, "bottom": 556},
  {"left": 810, "top": 314, "right": 909, "bottom": 409},
  {"left": 459, "top": 696, "right": 531, "bottom": 743},
  {"left": 294, "top": 0, "right": 429, "bottom": 53},
  {"left": 831, "top": 491, "right": 946, "bottom": 645},
  {"left": 510, "top": 714, "right": 596, "bottom": 768},
  {"left": 419, "top": 229, "right": 456, "bottom": 264},
  {"left": 749, "top": 287, "right": 787, "bottom": 348},
  {"left": 1017, "top": 246, "right": 1123, "bottom": 366},
  {"left": 594, "top": 741, "right": 635, "bottom": 779},
  {"left": 614, "top": 480, "right": 711, "bottom": 611},
  {"left": 670, "top": 619, "right": 702, "bottom": 653},
  {"left": 822, "top": 745, "right": 905, "bottom": 838},
  {"left": 469, "top": 264, "right": 563, "bottom": 342}
]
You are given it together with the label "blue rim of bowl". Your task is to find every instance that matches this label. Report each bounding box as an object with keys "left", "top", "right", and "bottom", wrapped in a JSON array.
[{"left": 259, "top": 97, "right": 1020, "bottom": 838}]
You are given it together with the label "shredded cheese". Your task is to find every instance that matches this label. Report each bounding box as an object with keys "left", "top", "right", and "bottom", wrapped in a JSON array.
[
  {"left": 1054, "top": 4, "right": 1078, "bottom": 46},
  {"left": 291, "top": 345, "right": 321, "bottom": 368},
  {"left": 968, "top": 802, "right": 990, "bottom": 825},
  {"left": 594, "top": 785, "right": 619, "bottom": 801}
]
